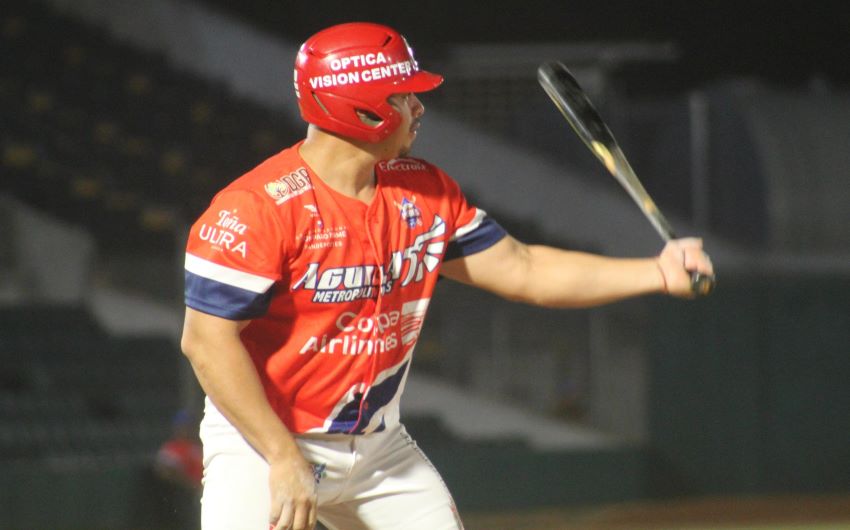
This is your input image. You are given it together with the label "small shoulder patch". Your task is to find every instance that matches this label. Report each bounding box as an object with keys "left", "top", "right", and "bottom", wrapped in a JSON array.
[
  {"left": 378, "top": 158, "right": 428, "bottom": 172},
  {"left": 263, "top": 166, "right": 313, "bottom": 205}
]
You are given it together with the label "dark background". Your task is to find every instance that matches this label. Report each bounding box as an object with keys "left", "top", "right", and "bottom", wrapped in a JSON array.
[{"left": 202, "top": 0, "right": 850, "bottom": 93}]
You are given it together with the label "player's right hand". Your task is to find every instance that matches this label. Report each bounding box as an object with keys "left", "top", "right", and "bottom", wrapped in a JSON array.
[
  {"left": 657, "top": 237, "right": 714, "bottom": 298},
  {"left": 268, "top": 454, "right": 318, "bottom": 530}
]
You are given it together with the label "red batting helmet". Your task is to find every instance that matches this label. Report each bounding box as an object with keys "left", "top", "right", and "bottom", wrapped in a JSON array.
[{"left": 294, "top": 22, "right": 443, "bottom": 143}]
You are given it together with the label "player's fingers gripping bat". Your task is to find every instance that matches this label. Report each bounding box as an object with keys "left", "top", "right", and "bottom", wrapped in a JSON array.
[{"left": 537, "top": 61, "right": 715, "bottom": 296}]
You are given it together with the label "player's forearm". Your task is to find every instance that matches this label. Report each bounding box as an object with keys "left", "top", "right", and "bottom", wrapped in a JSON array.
[
  {"left": 181, "top": 318, "right": 302, "bottom": 464},
  {"left": 518, "top": 245, "right": 664, "bottom": 308}
]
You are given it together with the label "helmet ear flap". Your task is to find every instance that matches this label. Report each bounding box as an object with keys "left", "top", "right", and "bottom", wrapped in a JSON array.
[{"left": 307, "top": 91, "right": 400, "bottom": 143}]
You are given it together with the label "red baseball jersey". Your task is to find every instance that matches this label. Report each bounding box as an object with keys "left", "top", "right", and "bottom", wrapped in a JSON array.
[{"left": 185, "top": 141, "right": 506, "bottom": 434}]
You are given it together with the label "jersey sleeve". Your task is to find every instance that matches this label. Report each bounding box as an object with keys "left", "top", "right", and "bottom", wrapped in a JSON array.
[
  {"left": 438, "top": 170, "right": 507, "bottom": 261},
  {"left": 184, "top": 189, "right": 284, "bottom": 320}
]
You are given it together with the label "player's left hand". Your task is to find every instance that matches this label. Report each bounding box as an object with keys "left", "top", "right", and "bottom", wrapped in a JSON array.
[
  {"left": 268, "top": 453, "right": 318, "bottom": 530},
  {"left": 656, "top": 237, "right": 714, "bottom": 298}
]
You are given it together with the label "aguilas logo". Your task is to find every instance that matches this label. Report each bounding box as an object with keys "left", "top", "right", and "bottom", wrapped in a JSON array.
[{"left": 292, "top": 216, "right": 446, "bottom": 303}]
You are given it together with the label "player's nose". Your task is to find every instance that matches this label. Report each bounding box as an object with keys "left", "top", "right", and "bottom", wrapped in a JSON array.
[{"left": 410, "top": 94, "right": 425, "bottom": 118}]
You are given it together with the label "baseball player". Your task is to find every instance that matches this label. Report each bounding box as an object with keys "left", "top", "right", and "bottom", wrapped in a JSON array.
[{"left": 180, "top": 22, "right": 713, "bottom": 530}]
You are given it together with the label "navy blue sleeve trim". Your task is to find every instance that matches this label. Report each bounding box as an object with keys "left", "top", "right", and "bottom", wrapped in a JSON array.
[
  {"left": 184, "top": 272, "right": 272, "bottom": 320},
  {"left": 444, "top": 217, "right": 508, "bottom": 261}
]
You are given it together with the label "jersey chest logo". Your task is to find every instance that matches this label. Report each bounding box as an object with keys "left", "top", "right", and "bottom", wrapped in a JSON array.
[
  {"left": 292, "top": 215, "right": 446, "bottom": 303},
  {"left": 394, "top": 195, "right": 422, "bottom": 228}
]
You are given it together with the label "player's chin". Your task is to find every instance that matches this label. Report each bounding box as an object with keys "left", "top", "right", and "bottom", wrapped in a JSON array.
[{"left": 398, "top": 137, "right": 416, "bottom": 157}]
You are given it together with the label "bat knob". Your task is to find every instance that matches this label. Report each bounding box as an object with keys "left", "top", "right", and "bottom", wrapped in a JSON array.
[{"left": 690, "top": 272, "right": 716, "bottom": 297}]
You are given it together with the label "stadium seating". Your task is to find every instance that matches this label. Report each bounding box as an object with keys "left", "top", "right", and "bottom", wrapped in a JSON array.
[
  {"left": 0, "top": 304, "right": 179, "bottom": 461},
  {"left": 0, "top": 1, "right": 301, "bottom": 256}
]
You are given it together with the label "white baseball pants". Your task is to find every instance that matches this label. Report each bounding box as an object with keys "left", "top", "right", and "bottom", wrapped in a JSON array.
[{"left": 199, "top": 401, "right": 463, "bottom": 530}]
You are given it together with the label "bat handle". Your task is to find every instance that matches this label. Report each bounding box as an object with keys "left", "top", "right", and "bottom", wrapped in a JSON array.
[
  {"left": 690, "top": 271, "right": 715, "bottom": 296},
  {"left": 665, "top": 232, "right": 714, "bottom": 296}
]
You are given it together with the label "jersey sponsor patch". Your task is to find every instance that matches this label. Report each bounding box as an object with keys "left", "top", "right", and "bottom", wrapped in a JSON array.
[
  {"left": 197, "top": 215, "right": 250, "bottom": 259},
  {"left": 296, "top": 298, "right": 430, "bottom": 357},
  {"left": 297, "top": 225, "right": 347, "bottom": 250},
  {"left": 378, "top": 158, "right": 427, "bottom": 172},
  {"left": 264, "top": 167, "right": 312, "bottom": 204}
]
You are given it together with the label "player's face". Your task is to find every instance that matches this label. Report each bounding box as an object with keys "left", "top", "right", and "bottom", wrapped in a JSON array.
[{"left": 386, "top": 92, "right": 424, "bottom": 157}]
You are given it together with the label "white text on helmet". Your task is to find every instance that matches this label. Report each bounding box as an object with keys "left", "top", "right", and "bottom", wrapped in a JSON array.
[
  {"left": 309, "top": 61, "right": 413, "bottom": 89},
  {"left": 329, "top": 53, "right": 389, "bottom": 71}
]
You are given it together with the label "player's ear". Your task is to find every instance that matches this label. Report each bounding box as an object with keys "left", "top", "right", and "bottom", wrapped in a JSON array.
[{"left": 356, "top": 109, "right": 383, "bottom": 127}]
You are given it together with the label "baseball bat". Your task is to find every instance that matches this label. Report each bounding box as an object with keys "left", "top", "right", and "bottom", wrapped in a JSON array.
[{"left": 537, "top": 61, "right": 715, "bottom": 296}]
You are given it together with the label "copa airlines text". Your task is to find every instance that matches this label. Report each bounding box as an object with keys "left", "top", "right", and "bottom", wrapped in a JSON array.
[
  {"left": 298, "top": 310, "right": 401, "bottom": 356},
  {"left": 297, "top": 300, "right": 429, "bottom": 356}
]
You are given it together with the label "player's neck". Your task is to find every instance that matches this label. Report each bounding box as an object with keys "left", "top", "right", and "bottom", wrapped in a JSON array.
[{"left": 300, "top": 128, "right": 380, "bottom": 203}]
